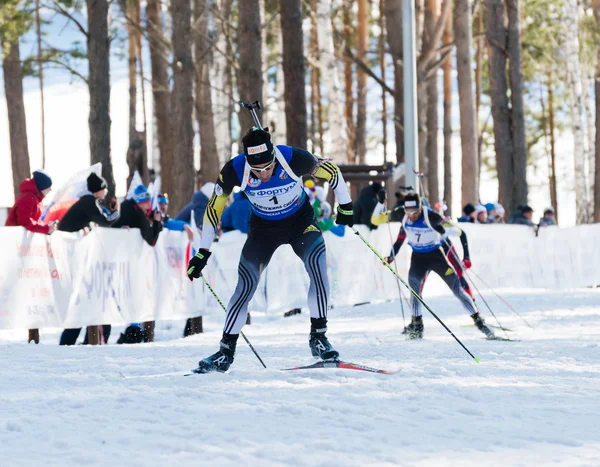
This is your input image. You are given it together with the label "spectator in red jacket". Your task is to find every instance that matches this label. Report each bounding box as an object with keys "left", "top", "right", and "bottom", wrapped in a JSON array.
[
  {"left": 5, "top": 170, "right": 57, "bottom": 235},
  {"left": 5, "top": 170, "right": 56, "bottom": 344}
]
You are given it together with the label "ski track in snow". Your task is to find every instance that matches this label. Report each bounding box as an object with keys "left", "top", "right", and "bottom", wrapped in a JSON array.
[{"left": 2, "top": 288, "right": 600, "bottom": 466}]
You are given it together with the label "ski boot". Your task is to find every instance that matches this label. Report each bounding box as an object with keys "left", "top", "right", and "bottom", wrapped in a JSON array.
[
  {"left": 471, "top": 312, "right": 495, "bottom": 338},
  {"left": 193, "top": 334, "right": 237, "bottom": 374},
  {"left": 309, "top": 318, "right": 339, "bottom": 361},
  {"left": 403, "top": 315, "right": 424, "bottom": 339}
]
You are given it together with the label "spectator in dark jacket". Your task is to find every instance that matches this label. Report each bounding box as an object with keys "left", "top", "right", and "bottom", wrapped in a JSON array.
[
  {"left": 58, "top": 173, "right": 119, "bottom": 232},
  {"left": 6, "top": 170, "right": 56, "bottom": 344},
  {"left": 538, "top": 208, "right": 556, "bottom": 227},
  {"left": 175, "top": 183, "right": 215, "bottom": 225},
  {"left": 457, "top": 203, "right": 476, "bottom": 223},
  {"left": 221, "top": 191, "right": 252, "bottom": 234},
  {"left": 58, "top": 173, "right": 119, "bottom": 346},
  {"left": 113, "top": 185, "right": 162, "bottom": 342},
  {"left": 113, "top": 185, "right": 163, "bottom": 246},
  {"left": 509, "top": 205, "right": 536, "bottom": 227},
  {"left": 353, "top": 183, "right": 382, "bottom": 229}
]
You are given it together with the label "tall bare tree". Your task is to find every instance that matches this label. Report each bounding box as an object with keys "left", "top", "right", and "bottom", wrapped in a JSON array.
[
  {"left": 506, "top": 0, "right": 527, "bottom": 211},
  {"left": 1, "top": 39, "right": 31, "bottom": 198},
  {"left": 594, "top": 0, "right": 600, "bottom": 222},
  {"left": 454, "top": 0, "right": 478, "bottom": 206},
  {"left": 424, "top": 0, "right": 439, "bottom": 204},
  {"left": 170, "top": 0, "right": 195, "bottom": 213},
  {"left": 123, "top": 0, "right": 138, "bottom": 143},
  {"left": 238, "top": 0, "right": 263, "bottom": 133},
  {"left": 193, "top": 0, "right": 220, "bottom": 182},
  {"left": 343, "top": 4, "right": 355, "bottom": 162},
  {"left": 442, "top": 11, "right": 452, "bottom": 216},
  {"left": 487, "top": 0, "right": 515, "bottom": 214},
  {"left": 212, "top": 0, "right": 234, "bottom": 165},
  {"left": 356, "top": 0, "right": 368, "bottom": 163},
  {"left": 317, "top": 0, "right": 346, "bottom": 160},
  {"left": 384, "top": 0, "right": 404, "bottom": 164},
  {"left": 279, "top": 0, "right": 307, "bottom": 148},
  {"left": 34, "top": 0, "right": 46, "bottom": 169},
  {"left": 546, "top": 71, "right": 559, "bottom": 223},
  {"left": 564, "top": 0, "right": 590, "bottom": 223},
  {"left": 147, "top": 0, "right": 173, "bottom": 195},
  {"left": 379, "top": 0, "right": 388, "bottom": 162},
  {"left": 87, "top": 0, "right": 116, "bottom": 195}
]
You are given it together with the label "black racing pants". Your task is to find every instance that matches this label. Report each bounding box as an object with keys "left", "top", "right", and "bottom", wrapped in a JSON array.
[
  {"left": 408, "top": 248, "right": 477, "bottom": 318},
  {"left": 223, "top": 200, "right": 328, "bottom": 335}
]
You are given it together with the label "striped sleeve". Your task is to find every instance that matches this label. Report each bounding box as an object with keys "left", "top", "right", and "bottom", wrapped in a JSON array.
[
  {"left": 311, "top": 157, "right": 352, "bottom": 205},
  {"left": 199, "top": 161, "right": 238, "bottom": 250}
]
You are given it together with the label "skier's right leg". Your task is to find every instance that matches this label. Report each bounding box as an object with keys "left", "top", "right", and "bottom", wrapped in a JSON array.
[
  {"left": 194, "top": 230, "right": 280, "bottom": 373},
  {"left": 405, "top": 253, "right": 429, "bottom": 339}
]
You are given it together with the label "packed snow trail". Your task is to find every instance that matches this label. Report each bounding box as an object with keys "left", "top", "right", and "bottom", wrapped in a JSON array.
[{"left": 2, "top": 288, "right": 600, "bottom": 466}]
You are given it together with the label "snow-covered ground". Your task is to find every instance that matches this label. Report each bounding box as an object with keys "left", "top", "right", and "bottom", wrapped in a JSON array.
[{"left": 2, "top": 288, "right": 600, "bottom": 466}]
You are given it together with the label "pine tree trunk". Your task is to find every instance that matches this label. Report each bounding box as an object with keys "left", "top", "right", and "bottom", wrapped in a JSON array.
[
  {"left": 279, "top": 0, "right": 308, "bottom": 148},
  {"left": 356, "top": 0, "right": 368, "bottom": 164},
  {"left": 238, "top": 0, "right": 263, "bottom": 134},
  {"left": 170, "top": 0, "right": 195, "bottom": 214},
  {"left": 135, "top": 0, "right": 149, "bottom": 186},
  {"left": 442, "top": 12, "right": 452, "bottom": 217},
  {"left": 343, "top": 5, "right": 355, "bottom": 163},
  {"left": 547, "top": 70, "right": 559, "bottom": 223},
  {"left": 582, "top": 70, "right": 595, "bottom": 219},
  {"left": 316, "top": 0, "right": 346, "bottom": 160},
  {"left": 310, "top": 0, "right": 320, "bottom": 152},
  {"left": 475, "top": 10, "right": 483, "bottom": 175},
  {"left": 272, "top": 14, "right": 287, "bottom": 144},
  {"left": 564, "top": 0, "right": 590, "bottom": 224},
  {"left": 506, "top": 0, "right": 528, "bottom": 211},
  {"left": 35, "top": 0, "right": 46, "bottom": 169},
  {"left": 126, "top": 0, "right": 138, "bottom": 143},
  {"left": 384, "top": 0, "right": 404, "bottom": 164},
  {"left": 194, "top": 0, "right": 220, "bottom": 182},
  {"left": 486, "top": 0, "right": 514, "bottom": 214},
  {"left": 454, "top": 0, "right": 478, "bottom": 206},
  {"left": 379, "top": 0, "right": 388, "bottom": 162},
  {"left": 147, "top": 0, "right": 173, "bottom": 195},
  {"left": 212, "top": 0, "right": 234, "bottom": 166},
  {"left": 87, "top": 0, "right": 116, "bottom": 195},
  {"left": 2, "top": 39, "right": 31, "bottom": 199},
  {"left": 594, "top": 0, "right": 600, "bottom": 222}
]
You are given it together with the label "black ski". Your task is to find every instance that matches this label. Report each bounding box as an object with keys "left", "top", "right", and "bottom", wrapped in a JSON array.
[{"left": 281, "top": 360, "right": 399, "bottom": 374}]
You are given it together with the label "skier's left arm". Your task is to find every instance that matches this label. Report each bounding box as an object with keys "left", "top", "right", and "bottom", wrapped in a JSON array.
[
  {"left": 428, "top": 211, "right": 447, "bottom": 236},
  {"left": 289, "top": 148, "right": 353, "bottom": 226}
]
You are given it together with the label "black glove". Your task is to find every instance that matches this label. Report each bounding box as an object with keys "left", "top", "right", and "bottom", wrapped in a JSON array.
[
  {"left": 377, "top": 189, "right": 386, "bottom": 204},
  {"left": 336, "top": 202, "right": 354, "bottom": 226},
  {"left": 187, "top": 249, "right": 212, "bottom": 281}
]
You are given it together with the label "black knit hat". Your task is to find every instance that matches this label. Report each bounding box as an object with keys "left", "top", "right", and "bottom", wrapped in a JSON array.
[
  {"left": 87, "top": 172, "right": 107, "bottom": 193},
  {"left": 463, "top": 203, "right": 476, "bottom": 216},
  {"left": 242, "top": 127, "right": 274, "bottom": 165},
  {"left": 33, "top": 170, "right": 52, "bottom": 191},
  {"left": 404, "top": 192, "right": 421, "bottom": 210}
]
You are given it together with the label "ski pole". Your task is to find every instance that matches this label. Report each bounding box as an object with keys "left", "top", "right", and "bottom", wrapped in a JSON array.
[
  {"left": 201, "top": 274, "right": 267, "bottom": 369},
  {"left": 351, "top": 227, "right": 480, "bottom": 363},
  {"left": 467, "top": 269, "right": 533, "bottom": 328},
  {"left": 464, "top": 270, "right": 510, "bottom": 338},
  {"left": 384, "top": 209, "right": 407, "bottom": 330},
  {"left": 439, "top": 238, "right": 510, "bottom": 338}
]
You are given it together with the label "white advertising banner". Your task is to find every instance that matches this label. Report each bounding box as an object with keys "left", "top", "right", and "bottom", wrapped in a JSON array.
[{"left": 0, "top": 222, "right": 599, "bottom": 330}]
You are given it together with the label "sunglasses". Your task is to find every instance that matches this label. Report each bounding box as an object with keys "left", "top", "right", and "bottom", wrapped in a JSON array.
[{"left": 249, "top": 157, "right": 276, "bottom": 173}]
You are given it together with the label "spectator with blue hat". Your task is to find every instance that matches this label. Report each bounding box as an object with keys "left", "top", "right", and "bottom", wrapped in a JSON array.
[{"left": 113, "top": 185, "right": 163, "bottom": 246}]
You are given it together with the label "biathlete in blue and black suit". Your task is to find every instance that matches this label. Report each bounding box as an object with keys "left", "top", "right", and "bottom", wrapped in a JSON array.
[
  {"left": 186, "top": 127, "right": 355, "bottom": 373},
  {"left": 385, "top": 192, "right": 494, "bottom": 340}
]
